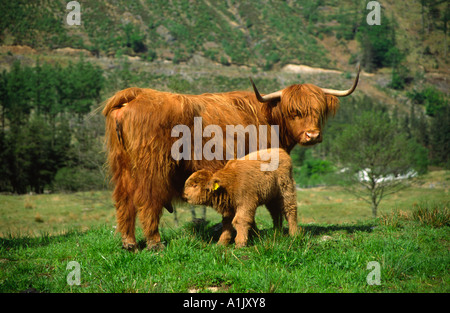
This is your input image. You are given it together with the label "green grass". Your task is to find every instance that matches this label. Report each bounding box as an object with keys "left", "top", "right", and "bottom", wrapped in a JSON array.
[
  {"left": 0, "top": 171, "right": 449, "bottom": 293},
  {"left": 1, "top": 213, "right": 448, "bottom": 293}
]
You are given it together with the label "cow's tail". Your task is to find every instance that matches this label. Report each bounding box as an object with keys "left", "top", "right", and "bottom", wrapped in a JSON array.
[
  {"left": 103, "top": 87, "right": 143, "bottom": 189},
  {"left": 103, "top": 87, "right": 143, "bottom": 117},
  {"left": 103, "top": 87, "right": 143, "bottom": 151}
]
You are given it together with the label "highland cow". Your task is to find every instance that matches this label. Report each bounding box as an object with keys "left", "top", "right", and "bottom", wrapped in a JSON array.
[
  {"left": 182, "top": 148, "right": 298, "bottom": 247},
  {"left": 103, "top": 66, "right": 359, "bottom": 250}
]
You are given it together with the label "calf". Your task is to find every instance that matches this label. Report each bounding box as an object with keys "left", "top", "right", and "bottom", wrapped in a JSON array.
[{"left": 183, "top": 148, "right": 298, "bottom": 247}]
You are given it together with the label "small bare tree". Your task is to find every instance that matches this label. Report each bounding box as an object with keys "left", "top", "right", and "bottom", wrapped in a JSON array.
[{"left": 331, "top": 111, "right": 427, "bottom": 217}]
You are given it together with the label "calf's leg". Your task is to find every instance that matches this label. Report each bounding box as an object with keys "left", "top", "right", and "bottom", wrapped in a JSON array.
[
  {"left": 232, "top": 206, "right": 256, "bottom": 248},
  {"left": 218, "top": 213, "right": 234, "bottom": 246},
  {"left": 282, "top": 184, "right": 298, "bottom": 236}
]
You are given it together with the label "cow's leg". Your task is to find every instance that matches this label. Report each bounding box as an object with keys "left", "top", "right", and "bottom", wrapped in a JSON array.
[
  {"left": 218, "top": 213, "right": 234, "bottom": 246},
  {"left": 138, "top": 203, "right": 164, "bottom": 251},
  {"left": 232, "top": 206, "right": 256, "bottom": 248},
  {"left": 113, "top": 180, "right": 137, "bottom": 251}
]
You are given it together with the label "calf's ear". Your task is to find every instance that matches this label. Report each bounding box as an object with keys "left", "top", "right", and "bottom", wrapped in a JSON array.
[{"left": 206, "top": 178, "right": 221, "bottom": 192}]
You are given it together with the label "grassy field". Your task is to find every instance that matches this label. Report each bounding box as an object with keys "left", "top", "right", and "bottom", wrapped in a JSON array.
[{"left": 0, "top": 170, "right": 448, "bottom": 293}]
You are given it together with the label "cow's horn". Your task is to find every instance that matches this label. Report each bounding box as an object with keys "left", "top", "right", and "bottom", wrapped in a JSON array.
[
  {"left": 320, "top": 64, "right": 360, "bottom": 97},
  {"left": 249, "top": 77, "right": 282, "bottom": 103}
]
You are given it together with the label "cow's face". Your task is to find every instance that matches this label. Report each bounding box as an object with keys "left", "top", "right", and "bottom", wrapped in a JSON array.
[
  {"left": 286, "top": 115, "right": 323, "bottom": 146},
  {"left": 182, "top": 170, "right": 213, "bottom": 205},
  {"left": 280, "top": 84, "right": 339, "bottom": 147}
]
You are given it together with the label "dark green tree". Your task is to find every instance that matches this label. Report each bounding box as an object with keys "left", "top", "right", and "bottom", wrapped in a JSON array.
[
  {"left": 122, "top": 23, "right": 147, "bottom": 53},
  {"left": 58, "top": 58, "right": 104, "bottom": 117},
  {"left": 357, "top": 11, "right": 406, "bottom": 80},
  {"left": 0, "top": 59, "right": 104, "bottom": 193},
  {"left": 429, "top": 105, "right": 450, "bottom": 168}
]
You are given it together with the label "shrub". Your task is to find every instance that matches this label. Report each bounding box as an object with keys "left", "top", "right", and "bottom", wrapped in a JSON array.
[
  {"left": 294, "top": 150, "right": 335, "bottom": 188},
  {"left": 263, "top": 52, "right": 280, "bottom": 70},
  {"left": 379, "top": 210, "right": 409, "bottom": 228},
  {"left": 407, "top": 86, "right": 449, "bottom": 117},
  {"left": 411, "top": 202, "right": 449, "bottom": 228},
  {"left": 122, "top": 23, "right": 147, "bottom": 53},
  {"left": 389, "top": 64, "right": 410, "bottom": 90}
]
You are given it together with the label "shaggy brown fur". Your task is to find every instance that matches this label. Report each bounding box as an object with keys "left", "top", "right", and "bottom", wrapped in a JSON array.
[
  {"left": 103, "top": 83, "right": 340, "bottom": 250},
  {"left": 183, "top": 148, "right": 297, "bottom": 247}
]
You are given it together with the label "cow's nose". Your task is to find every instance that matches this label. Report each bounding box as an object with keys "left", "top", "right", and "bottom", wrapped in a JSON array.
[{"left": 306, "top": 131, "right": 320, "bottom": 141}]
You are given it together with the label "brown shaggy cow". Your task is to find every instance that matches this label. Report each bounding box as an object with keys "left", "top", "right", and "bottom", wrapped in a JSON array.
[
  {"left": 103, "top": 66, "right": 359, "bottom": 250},
  {"left": 183, "top": 148, "right": 297, "bottom": 247}
]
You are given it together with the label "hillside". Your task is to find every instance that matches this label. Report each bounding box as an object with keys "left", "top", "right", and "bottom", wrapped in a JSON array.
[
  {"left": 1, "top": 1, "right": 448, "bottom": 109},
  {"left": 0, "top": 1, "right": 447, "bottom": 97},
  {"left": 1, "top": 0, "right": 448, "bottom": 73}
]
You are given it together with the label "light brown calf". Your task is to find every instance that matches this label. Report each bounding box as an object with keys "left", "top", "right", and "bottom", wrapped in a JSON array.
[{"left": 183, "top": 148, "right": 298, "bottom": 247}]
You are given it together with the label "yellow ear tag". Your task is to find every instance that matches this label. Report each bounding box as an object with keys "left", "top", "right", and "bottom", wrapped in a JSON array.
[{"left": 213, "top": 182, "right": 219, "bottom": 191}]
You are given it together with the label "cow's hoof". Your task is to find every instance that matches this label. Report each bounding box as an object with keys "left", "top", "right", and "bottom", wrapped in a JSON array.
[
  {"left": 122, "top": 243, "right": 137, "bottom": 252},
  {"left": 234, "top": 242, "right": 247, "bottom": 249},
  {"left": 147, "top": 241, "right": 165, "bottom": 252}
]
